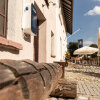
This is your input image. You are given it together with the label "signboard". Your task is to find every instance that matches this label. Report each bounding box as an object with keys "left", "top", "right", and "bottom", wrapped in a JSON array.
[
  {"left": 78, "top": 39, "right": 83, "bottom": 48},
  {"left": 31, "top": 4, "right": 37, "bottom": 35}
]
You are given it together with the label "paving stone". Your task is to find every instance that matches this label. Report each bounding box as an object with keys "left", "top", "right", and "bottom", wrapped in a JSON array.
[
  {"left": 65, "top": 63, "right": 100, "bottom": 100},
  {"left": 77, "top": 96, "right": 88, "bottom": 100}
]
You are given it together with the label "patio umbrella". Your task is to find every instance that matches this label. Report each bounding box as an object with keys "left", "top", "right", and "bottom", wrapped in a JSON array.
[{"left": 74, "top": 46, "right": 98, "bottom": 55}]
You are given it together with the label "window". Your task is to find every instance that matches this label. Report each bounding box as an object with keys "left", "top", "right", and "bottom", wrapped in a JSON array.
[
  {"left": 59, "top": 14, "right": 62, "bottom": 25},
  {"left": 60, "top": 37, "right": 62, "bottom": 59},
  {"left": 0, "top": 0, "right": 8, "bottom": 37},
  {"left": 51, "top": 31, "right": 55, "bottom": 57}
]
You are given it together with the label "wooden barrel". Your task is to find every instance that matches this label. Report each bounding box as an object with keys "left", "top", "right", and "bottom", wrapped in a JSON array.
[{"left": 0, "top": 59, "right": 62, "bottom": 100}]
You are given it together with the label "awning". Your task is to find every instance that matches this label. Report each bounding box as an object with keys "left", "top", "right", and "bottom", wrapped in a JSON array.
[{"left": 61, "top": 0, "right": 73, "bottom": 34}]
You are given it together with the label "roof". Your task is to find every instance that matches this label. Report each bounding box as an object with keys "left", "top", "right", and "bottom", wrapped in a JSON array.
[
  {"left": 44, "top": 0, "right": 73, "bottom": 34},
  {"left": 61, "top": 0, "right": 73, "bottom": 34}
]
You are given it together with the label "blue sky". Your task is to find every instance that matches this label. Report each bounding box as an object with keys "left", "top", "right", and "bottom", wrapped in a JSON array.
[{"left": 67, "top": 0, "right": 100, "bottom": 46}]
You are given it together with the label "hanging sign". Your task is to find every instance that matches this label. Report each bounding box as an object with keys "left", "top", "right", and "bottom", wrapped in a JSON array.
[
  {"left": 78, "top": 39, "right": 83, "bottom": 48},
  {"left": 31, "top": 4, "right": 37, "bottom": 35}
]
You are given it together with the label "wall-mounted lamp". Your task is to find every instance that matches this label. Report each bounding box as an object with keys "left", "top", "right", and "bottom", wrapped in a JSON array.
[{"left": 42, "top": 1, "right": 56, "bottom": 7}]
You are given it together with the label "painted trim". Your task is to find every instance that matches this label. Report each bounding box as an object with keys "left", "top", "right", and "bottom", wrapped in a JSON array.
[
  {"left": 51, "top": 55, "right": 56, "bottom": 58},
  {"left": 0, "top": 36, "right": 23, "bottom": 50}
]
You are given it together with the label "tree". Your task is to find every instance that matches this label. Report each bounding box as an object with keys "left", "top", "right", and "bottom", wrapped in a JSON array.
[
  {"left": 89, "top": 44, "right": 98, "bottom": 48},
  {"left": 89, "top": 44, "right": 98, "bottom": 58},
  {"left": 68, "top": 42, "right": 78, "bottom": 57}
]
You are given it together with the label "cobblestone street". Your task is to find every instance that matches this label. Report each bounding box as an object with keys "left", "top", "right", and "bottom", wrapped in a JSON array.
[
  {"left": 65, "top": 63, "right": 100, "bottom": 100},
  {"left": 48, "top": 63, "right": 100, "bottom": 100}
]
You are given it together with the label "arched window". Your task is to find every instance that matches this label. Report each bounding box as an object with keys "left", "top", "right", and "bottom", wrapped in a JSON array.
[{"left": 0, "top": 0, "right": 8, "bottom": 37}]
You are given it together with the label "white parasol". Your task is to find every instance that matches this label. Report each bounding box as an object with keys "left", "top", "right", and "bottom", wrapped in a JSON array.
[{"left": 74, "top": 46, "right": 98, "bottom": 55}]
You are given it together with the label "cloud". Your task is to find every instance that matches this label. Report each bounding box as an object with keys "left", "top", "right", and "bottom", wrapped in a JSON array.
[
  {"left": 84, "top": 41, "right": 94, "bottom": 45},
  {"left": 84, "top": 6, "right": 100, "bottom": 16}
]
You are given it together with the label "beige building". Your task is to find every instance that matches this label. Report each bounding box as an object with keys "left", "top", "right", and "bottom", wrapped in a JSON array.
[{"left": 0, "top": 0, "right": 73, "bottom": 63}]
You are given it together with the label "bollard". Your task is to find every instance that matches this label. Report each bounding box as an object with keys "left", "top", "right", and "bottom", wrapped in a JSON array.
[
  {"left": 0, "top": 59, "right": 62, "bottom": 100},
  {"left": 54, "top": 62, "right": 65, "bottom": 78}
]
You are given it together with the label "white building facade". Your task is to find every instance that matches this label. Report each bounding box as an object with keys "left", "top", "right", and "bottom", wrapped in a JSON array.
[{"left": 0, "top": 0, "right": 73, "bottom": 63}]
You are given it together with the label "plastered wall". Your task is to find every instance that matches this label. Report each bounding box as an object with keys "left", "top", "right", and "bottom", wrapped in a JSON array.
[{"left": 0, "top": 0, "right": 34, "bottom": 60}]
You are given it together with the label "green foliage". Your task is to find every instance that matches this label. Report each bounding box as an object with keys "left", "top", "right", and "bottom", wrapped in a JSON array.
[
  {"left": 65, "top": 51, "right": 70, "bottom": 58},
  {"left": 89, "top": 44, "right": 98, "bottom": 48},
  {"left": 68, "top": 42, "right": 78, "bottom": 57}
]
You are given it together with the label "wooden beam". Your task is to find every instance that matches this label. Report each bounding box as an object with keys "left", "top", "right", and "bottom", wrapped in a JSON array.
[
  {"left": 0, "top": 60, "right": 63, "bottom": 100},
  {"left": 64, "top": 13, "right": 72, "bottom": 21},
  {"left": 63, "top": 17, "right": 70, "bottom": 33},
  {"left": 63, "top": 6, "right": 72, "bottom": 16},
  {"left": 64, "top": 14, "right": 71, "bottom": 25},
  {"left": 64, "top": 15, "right": 72, "bottom": 28},
  {"left": 63, "top": 9, "right": 71, "bottom": 17},
  {"left": 63, "top": 0, "right": 71, "bottom": 5},
  {"left": 64, "top": 18, "right": 72, "bottom": 34},
  {"left": 50, "top": 80, "right": 77, "bottom": 99},
  {"left": 63, "top": 6, "right": 71, "bottom": 12},
  {"left": 62, "top": 2, "right": 71, "bottom": 9},
  {"left": 64, "top": 11, "right": 72, "bottom": 18},
  {"left": 67, "top": 0, "right": 73, "bottom": 2},
  {"left": 63, "top": 11, "right": 72, "bottom": 24},
  {"left": 62, "top": 0, "right": 73, "bottom": 34},
  {"left": 63, "top": 9, "right": 71, "bottom": 15}
]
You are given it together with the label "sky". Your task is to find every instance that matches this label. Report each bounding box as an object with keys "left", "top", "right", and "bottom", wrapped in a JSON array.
[{"left": 67, "top": 0, "right": 100, "bottom": 46}]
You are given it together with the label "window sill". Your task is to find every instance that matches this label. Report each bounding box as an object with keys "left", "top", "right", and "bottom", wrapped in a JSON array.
[
  {"left": 51, "top": 55, "right": 56, "bottom": 58},
  {"left": 0, "top": 36, "right": 23, "bottom": 50}
]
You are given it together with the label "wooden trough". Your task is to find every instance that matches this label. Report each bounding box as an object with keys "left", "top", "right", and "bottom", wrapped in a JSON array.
[{"left": 0, "top": 59, "right": 76, "bottom": 100}]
